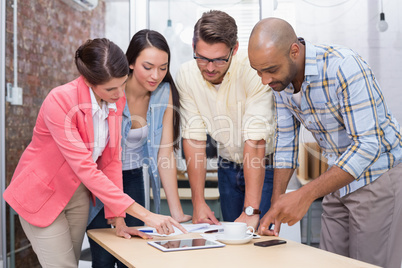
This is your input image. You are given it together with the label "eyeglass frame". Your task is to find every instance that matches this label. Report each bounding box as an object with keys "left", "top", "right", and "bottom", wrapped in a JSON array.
[{"left": 193, "top": 46, "right": 234, "bottom": 66}]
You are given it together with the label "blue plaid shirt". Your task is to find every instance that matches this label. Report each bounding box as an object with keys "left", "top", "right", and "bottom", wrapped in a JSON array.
[{"left": 274, "top": 40, "right": 402, "bottom": 197}]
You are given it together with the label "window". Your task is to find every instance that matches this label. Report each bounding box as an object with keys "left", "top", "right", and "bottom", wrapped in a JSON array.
[{"left": 148, "top": 0, "right": 261, "bottom": 77}]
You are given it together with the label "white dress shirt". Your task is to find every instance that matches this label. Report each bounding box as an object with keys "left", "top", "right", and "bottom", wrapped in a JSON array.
[
  {"left": 176, "top": 51, "right": 275, "bottom": 163},
  {"left": 89, "top": 88, "right": 117, "bottom": 162}
]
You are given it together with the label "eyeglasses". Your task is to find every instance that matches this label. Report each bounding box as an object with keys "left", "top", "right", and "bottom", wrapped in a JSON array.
[{"left": 193, "top": 47, "right": 233, "bottom": 67}]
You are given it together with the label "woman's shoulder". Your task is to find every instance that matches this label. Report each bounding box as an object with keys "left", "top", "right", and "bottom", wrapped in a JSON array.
[
  {"left": 157, "top": 81, "right": 170, "bottom": 91},
  {"left": 44, "top": 77, "right": 82, "bottom": 106},
  {"left": 51, "top": 77, "right": 79, "bottom": 93},
  {"left": 152, "top": 82, "right": 170, "bottom": 98}
]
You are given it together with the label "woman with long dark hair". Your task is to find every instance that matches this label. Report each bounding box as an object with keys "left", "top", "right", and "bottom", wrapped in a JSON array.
[{"left": 87, "top": 31, "right": 191, "bottom": 267}]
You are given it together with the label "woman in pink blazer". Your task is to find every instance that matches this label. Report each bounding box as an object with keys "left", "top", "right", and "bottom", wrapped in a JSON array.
[{"left": 3, "top": 38, "right": 186, "bottom": 267}]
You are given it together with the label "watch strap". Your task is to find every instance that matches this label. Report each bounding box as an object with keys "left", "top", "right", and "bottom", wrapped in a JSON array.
[
  {"left": 244, "top": 206, "right": 261, "bottom": 215},
  {"left": 251, "top": 208, "right": 261, "bottom": 214}
]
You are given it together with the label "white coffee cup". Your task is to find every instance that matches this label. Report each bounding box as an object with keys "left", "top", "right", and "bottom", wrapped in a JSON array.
[{"left": 224, "top": 222, "right": 255, "bottom": 240}]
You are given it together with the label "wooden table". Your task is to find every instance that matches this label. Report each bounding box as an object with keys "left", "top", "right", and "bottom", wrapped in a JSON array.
[{"left": 87, "top": 228, "right": 379, "bottom": 268}]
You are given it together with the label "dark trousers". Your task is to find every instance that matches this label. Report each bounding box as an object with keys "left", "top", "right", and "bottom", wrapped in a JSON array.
[
  {"left": 217, "top": 156, "right": 274, "bottom": 222},
  {"left": 87, "top": 167, "right": 145, "bottom": 268}
]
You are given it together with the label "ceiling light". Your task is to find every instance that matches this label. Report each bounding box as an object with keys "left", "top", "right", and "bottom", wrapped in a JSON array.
[{"left": 377, "top": 0, "right": 388, "bottom": 32}]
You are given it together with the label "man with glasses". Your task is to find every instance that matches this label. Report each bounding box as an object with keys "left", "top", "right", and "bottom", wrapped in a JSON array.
[{"left": 176, "top": 10, "right": 275, "bottom": 229}]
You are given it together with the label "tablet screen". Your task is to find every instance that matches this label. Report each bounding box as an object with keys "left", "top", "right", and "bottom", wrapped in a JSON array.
[{"left": 148, "top": 238, "right": 225, "bottom": 252}]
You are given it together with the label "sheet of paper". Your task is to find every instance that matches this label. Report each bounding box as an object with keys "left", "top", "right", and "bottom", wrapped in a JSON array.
[
  {"left": 138, "top": 223, "right": 260, "bottom": 238},
  {"left": 193, "top": 224, "right": 224, "bottom": 233},
  {"left": 138, "top": 223, "right": 213, "bottom": 237}
]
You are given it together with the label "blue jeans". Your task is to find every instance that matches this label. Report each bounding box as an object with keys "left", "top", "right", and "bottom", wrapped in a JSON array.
[
  {"left": 218, "top": 157, "right": 274, "bottom": 222},
  {"left": 87, "top": 167, "right": 145, "bottom": 268}
]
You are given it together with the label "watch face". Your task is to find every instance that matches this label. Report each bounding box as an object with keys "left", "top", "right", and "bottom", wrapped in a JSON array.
[{"left": 245, "top": 206, "right": 253, "bottom": 215}]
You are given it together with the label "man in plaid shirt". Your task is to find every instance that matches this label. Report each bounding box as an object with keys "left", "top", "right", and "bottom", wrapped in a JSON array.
[{"left": 248, "top": 18, "right": 402, "bottom": 268}]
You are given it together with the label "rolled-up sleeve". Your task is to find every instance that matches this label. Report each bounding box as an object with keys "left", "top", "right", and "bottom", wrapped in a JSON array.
[
  {"left": 273, "top": 92, "right": 300, "bottom": 169},
  {"left": 334, "top": 55, "right": 382, "bottom": 179},
  {"left": 242, "top": 68, "right": 275, "bottom": 143}
]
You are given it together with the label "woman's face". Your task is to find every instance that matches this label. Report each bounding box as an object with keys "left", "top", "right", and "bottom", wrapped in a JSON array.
[
  {"left": 90, "top": 75, "right": 128, "bottom": 104},
  {"left": 130, "top": 47, "right": 169, "bottom": 92}
]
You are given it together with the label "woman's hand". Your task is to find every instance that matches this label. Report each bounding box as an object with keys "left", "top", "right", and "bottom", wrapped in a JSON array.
[
  {"left": 113, "top": 217, "right": 152, "bottom": 240},
  {"left": 107, "top": 218, "right": 116, "bottom": 226},
  {"left": 126, "top": 202, "right": 188, "bottom": 235},
  {"left": 143, "top": 212, "right": 188, "bottom": 235}
]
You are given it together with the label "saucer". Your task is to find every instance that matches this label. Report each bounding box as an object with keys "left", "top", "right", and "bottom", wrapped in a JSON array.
[{"left": 216, "top": 234, "right": 254, "bottom": 245}]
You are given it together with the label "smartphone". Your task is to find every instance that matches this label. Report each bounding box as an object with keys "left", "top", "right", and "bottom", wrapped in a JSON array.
[{"left": 254, "top": 239, "right": 287, "bottom": 247}]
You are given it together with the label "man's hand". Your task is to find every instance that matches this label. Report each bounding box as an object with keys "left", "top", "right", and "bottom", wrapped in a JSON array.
[
  {"left": 258, "top": 189, "right": 311, "bottom": 236},
  {"left": 258, "top": 214, "right": 281, "bottom": 236},
  {"left": 172, "top": 213, "right": 192, "bottom": 223},
  {"left": 258, "top": 193, "right": 281, "bottom": 236},
  {"left": 235, "top": 213, "right": 260, "bottom": 230},
  {"left": 192, "top": 201, "right": 220, "bottom": 225},
  {"left": 259, "top": 166, "right": 356, "bottom": 236}
]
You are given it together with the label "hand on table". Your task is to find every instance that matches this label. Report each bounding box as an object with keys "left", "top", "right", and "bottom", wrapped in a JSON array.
[
  {"left": 172, "top": 213, "right": 192, "bottom": 223},
  {"left": 107, "top": 217, "right": 116, "bottom": 226},
  {"left": 258, "top": 189, "right": 310, "bottom": 236},
  {"left": 192, "top": 201, "right": 220, "bottom": 225},
  {"left": 144, "top": 213, "right": 188, "bottom": 235},
  {"left": 113, "top": 217, "right": 152, "bottom": 240},
  {"left": 258, "top": 215, "right": 281, "bottom": 237},
  {"left": 235, "top": 213, "right": 260, "bottom": 230}
]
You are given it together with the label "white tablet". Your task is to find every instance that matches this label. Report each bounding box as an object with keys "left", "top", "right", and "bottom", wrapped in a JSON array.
[{"left": 148, "top": 238, "right": 225, "bottom": 252}]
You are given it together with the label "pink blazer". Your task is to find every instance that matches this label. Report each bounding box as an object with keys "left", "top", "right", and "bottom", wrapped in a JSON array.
[{"left": 3, "top": 76, "right": 134, "bottom": 227}]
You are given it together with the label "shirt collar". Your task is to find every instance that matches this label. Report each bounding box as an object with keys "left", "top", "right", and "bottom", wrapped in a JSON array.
[
  {"left": 224, "top": 51, "right": 241, "bottom": 80},
  {"left": 283, "top": 40, "right": 319, "bottom": 95},
  {"left": 304, "top": 40, "right": 319, "bottom": 78},
  {"left": 89, "top": 87, "right": 117, "bottom": 117},
  {"left": 107, "top": 102, "right": 117, "bottom": 113}
]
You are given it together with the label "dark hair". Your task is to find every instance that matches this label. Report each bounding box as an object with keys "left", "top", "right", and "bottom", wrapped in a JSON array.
[
  {"left": 75, "top": 38, "right": 129, "bottom": 86},
  {"left": 193, "top": 10, "right": 238, "bottom": 48},
  {"left": 126, "top": 29, "right": 181, "bottom": 150}
]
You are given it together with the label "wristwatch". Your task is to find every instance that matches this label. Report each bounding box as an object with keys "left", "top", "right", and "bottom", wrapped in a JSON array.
[{"left": 244, "top": 206, "right": 261, "bottom": 216}]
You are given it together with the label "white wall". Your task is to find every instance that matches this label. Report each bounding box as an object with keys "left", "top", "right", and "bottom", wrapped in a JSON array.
[
  {"left": 106, "top": 0, "right": 402, "bottom": 125},
  {"left": 148, "top": 0, "right": 261, "bottom": 78},
  {"left": 147, "top": 0, "right": 402, "bottom": 125},
  {"left": 105, "top": 0, "right": 130, "bottom": 52},
  {"left": 272, "top": 0, "right": 402, "bottom": 125}
]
